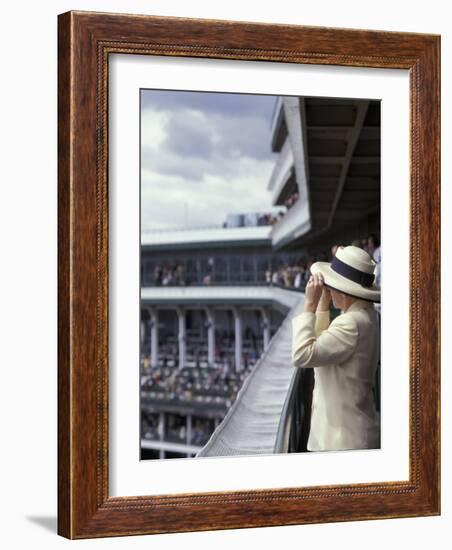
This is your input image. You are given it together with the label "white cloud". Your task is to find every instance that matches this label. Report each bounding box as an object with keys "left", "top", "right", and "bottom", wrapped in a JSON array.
[
  {"left": 141, "top": 157, "right": 275, "bottom": 232},
  {"left": 141, "top": 108, "right": 167, "bottom": 152},
  {"left": 140, "top": 91, "right": 278, "bottom": 231}
]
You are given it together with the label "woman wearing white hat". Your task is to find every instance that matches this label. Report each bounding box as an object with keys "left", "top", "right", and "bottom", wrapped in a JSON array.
[{"left": 291, "top": 245, "right": 380, "bottom": 451}]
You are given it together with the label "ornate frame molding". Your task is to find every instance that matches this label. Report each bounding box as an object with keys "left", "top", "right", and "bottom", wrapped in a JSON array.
[{"left": 58, "top": 11, "right": 440, "bottom": 538}]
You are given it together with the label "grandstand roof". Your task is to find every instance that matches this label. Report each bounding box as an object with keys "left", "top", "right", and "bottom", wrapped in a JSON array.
[{"left": 270, "top": 97, "right": 380, "bottom": 251}]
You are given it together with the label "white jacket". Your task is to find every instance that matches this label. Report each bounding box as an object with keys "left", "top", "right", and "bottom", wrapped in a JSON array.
[{"left": 291, "top": 300, "right": 380, "bottom": 451}]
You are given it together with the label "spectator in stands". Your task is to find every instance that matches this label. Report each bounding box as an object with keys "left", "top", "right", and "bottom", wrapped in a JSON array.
[
  {"left": 283, "top": 264, "right": 294, "bottom": 287},
  {"left": 153, "top": 264, "right": 163, "bottom": 285},
  {"left": 162, "top": 266, "right": 173, "bottom": 286},
  {"left": 179, "top": 425, "right": 186, "bottom": 441},
  {"left": 304, "top": 257, "right": 316, "bottom": 281},
  {"left": 284, "top": 190, "right": 299, "bottom": 210},
  {"left": 367, "top": 234, "right": 381, "bottom": 288},
  {"left": 294, "top": 265, "right": 305, "bottom": 289},
  {"left": 265, "top": 269, "right": 272, "bottom": 284},
  {"left": 291, "top": 245, "right": 380, "bottom": 451},
  {"left": 175, "top": 264, "right": 185, "bottom": 285},
  {"left": 221, "top": 359, "right": 230, "bottom": 380}
]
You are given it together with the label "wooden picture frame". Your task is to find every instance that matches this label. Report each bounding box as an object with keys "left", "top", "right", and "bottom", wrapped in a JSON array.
[{"left": 58, "top": 10, "right": 440, "bottom": 539}]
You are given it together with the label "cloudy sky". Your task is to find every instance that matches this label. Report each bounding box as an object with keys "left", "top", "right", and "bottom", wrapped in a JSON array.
[{"left": 140, "top": 89, "right": 279, "bottom": 232}]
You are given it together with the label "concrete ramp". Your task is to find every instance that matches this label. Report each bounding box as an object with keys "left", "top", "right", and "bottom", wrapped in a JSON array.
[{"left": 196, "top": 294, "right": 305, "bottom": 457}]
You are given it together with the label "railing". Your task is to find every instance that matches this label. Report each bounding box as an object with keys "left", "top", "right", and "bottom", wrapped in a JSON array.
[
  {"left": 144, "top": 224, "right": 223, "bottom": 233},
  {"left": 143, "top": 217, "right": 279, "bottom": 234},
  {"left": 270, "top": 198, "right": 311, "bottom": 248},
  {"left": 267, "top": 138, "right": 293, "bottom": 193},
  {"left": 270, "top": 96, "right": 283, "bottom": 137},
  {"left": 141, "top": 280, "right": 307, "bottom": 292},
  {"left": 274, "top": 368, "right": 313, "bottom": 453},
  {"left": 196, "top": 293, "right": 306, "bottom": 457}
]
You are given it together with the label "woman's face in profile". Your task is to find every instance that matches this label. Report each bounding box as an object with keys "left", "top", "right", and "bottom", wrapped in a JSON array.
[{"left": 330, "top": 289, "right": 345, "bottom": 310}]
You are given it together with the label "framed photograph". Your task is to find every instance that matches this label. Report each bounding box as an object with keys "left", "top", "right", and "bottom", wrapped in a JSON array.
[{"left": 58, "top": 11, "right": 440, "bottom": 539}]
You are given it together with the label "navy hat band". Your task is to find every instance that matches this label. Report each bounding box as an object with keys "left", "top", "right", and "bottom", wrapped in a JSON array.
[{"left": 331, "top": 256, "right": 375, "bottom": 288}]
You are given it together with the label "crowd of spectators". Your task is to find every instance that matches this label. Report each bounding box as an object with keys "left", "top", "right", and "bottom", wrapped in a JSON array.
[
  {"left": 148, "top": 233, "right": 380, "bottom": 292},
  {"left": 256, "top": 211, "right": 285, "bottom": 226},
  {"left": 256, "top": 191, "right": 300, "bottom": 227},
  {"left": 140, "top": 351, "right": 258, "bottom": 448},
  {"left": 283, "top": 190, "right": 300, "bottom": 211},
  {"left": 152, "top": 263, "right": 186, "bottom": 286},
  {"left": 141, "top": 356, "right": 256, "bottom": 406},
  {"left": 265, "top": 233, "right": 381, "bottom": 291},
  {"left": 143, "top": 337, "right": 261, "bottom": 370},
  {"left": 265, "top": 254, "right": 327, "bottom": 291}
]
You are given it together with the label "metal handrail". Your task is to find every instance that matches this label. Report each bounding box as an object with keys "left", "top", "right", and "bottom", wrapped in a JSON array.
[
  {"left": 273, "top": 368, "right": 303, "bottom": 453},
  {"left": 274, "top": 367, "right": 314, "bottom": 454}
]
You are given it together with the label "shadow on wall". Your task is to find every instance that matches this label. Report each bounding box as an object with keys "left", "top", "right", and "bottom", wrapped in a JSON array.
[{"left": 25, "top": 516, "right": 57, "bottom": 534}]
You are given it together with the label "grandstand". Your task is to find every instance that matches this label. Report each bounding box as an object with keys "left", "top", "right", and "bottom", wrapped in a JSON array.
[
  {"left": 140, "top": 95, "right": 380, "bottom": 459},
  {"left": 140, "top": 233, "right": 304, "bottom": 458}
]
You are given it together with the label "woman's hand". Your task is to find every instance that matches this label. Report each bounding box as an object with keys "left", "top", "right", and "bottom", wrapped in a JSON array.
[{"left": 304, "top": 273, "right": 325, "bottom": 313}]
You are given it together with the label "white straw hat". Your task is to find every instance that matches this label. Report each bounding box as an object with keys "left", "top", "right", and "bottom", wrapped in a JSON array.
[{"left": 311, "top": 245, "right": 380, "bottom": 303}]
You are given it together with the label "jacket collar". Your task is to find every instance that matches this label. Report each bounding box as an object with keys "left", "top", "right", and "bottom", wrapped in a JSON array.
[{"left": 344, "top": 299, "right": 374, "bottom": 313}]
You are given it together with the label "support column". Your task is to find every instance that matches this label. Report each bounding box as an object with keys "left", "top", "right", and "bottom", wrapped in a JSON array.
[
  {"left": 205, "top": 307, "right": 216, "bottom": 367},
  {"left": 140, "top": 319, "right": 145, "bottom": 350},
  {"left": 149, "top": 307, "right": 159, "bottom": 368},
  {"left": 158, "top": 412, "right": 165, "bottom": 459},
  {"left": 232, "top": 306, "right": 243, "bottom": 372},
  {"left": 176, "top": 307, "right": 186, "bottom": 370},
  {"left": 186, "top": 414, "right": 192, "bottom": 448},
  {"left": 260, "top": 307, "right": 271, "bottom": 351}
]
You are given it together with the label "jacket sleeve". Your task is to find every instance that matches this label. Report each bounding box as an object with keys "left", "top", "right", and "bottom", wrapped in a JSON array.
[
  {"left": 291, "top": 311, "right": 359, "bottom": 368},
  {"left": 314, "top": 310, "right": 330, "bottom": 336}
]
